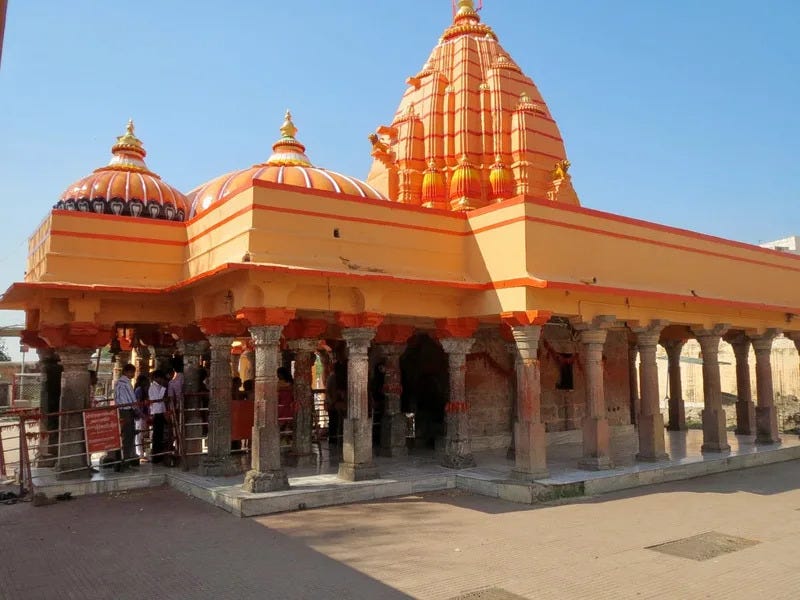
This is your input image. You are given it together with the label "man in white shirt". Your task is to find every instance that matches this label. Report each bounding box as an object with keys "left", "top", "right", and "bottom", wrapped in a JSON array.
[
  {"left": 113, "top": 364, "right": 138, "bottom": 468},
  {"left": 148, "top": 370, "right": 169, "bottom": 464}
]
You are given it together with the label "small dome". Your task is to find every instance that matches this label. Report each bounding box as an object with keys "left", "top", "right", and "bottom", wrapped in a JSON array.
[
  {"left": 189, "top": 112, "right": 386, "bottom": 218},
  {"left": 55, "top": 120, "right": 188, "bottom": 221}
]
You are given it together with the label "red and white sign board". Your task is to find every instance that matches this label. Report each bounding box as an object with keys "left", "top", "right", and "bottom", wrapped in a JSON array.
[{"left": 83, "top": 409, "right": 121, "bottom": 454}]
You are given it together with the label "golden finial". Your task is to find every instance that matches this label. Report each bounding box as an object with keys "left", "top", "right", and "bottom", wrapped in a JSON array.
[
  {"left": 280, "top": 110, "right": 298, "bottom": 139},
  {"left": 456, "top": 0, "right": 476, "bottom": 17},
  {"left": 112, "top": 118, "right": 146, "bottom": 158}
]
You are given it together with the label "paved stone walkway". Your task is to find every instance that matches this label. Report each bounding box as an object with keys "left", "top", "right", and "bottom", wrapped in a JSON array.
[{"left": 3, "top": 460, "right": 800, "bottom": 599}]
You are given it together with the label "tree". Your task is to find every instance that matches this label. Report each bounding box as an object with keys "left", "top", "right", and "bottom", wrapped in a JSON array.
[{"left": 0, "top": 339, "right": 12, "bottom": 362}]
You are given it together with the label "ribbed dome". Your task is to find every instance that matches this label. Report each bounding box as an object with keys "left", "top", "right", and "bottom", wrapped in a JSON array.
[
  {"left": 189, "top": 112, "right": 387, "bottom": 218},
  {"left": 55, "top": 121, "right": 188, "bottom": 221},
  {"left": 366, "top": 0, "right": 579, "bottom": 210}
]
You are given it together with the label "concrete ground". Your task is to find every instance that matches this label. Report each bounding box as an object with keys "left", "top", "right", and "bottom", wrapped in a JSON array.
[{"left": 3, "top": 461, "right": 800, "bottom": 599}]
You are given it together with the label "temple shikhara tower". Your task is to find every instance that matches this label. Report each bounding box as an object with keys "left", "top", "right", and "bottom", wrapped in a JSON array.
[
  {"left": 367, "top": 0, "right": 578, "bottom": 209},
  {"left": 3, "top": 1, "right": 800, "bottom": 506}
]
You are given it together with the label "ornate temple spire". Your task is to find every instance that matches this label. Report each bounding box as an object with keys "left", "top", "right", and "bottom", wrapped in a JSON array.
[{"left": 266, "top": 110, "right": 312, "bottom": 167}]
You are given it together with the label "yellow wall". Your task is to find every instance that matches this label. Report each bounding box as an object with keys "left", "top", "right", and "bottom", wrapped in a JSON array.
[{"left": 14, "top": 187, "right": 800, "bottom": 334}]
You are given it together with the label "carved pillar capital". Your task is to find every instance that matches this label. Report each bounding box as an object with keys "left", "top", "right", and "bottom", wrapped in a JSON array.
[
  {"left": 509, "top": 325, "right": 542, "bottom": 362},
  {"left": 248, "top": 325, "right": 283, "bottom": 347},
  {"left": 342, "top": 327, "right": 377, "bottom": 356}
]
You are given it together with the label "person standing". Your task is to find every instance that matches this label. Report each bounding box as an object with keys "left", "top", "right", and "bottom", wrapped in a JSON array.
[
  {"left": 133, "top": 375, "right": 150, "bottom": 460},
  {"left": 113, "top": 364, "right": 138, "bottom": 469},
  {"left": 148, "top": 370, "right": 169, "bottom": 464},
  {"left": 167, "top": 357, "right": 185, "bottom": 461}
]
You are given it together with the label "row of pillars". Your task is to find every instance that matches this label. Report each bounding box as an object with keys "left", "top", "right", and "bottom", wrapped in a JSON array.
[
  {"left": 509, "top": 321, "right": 785, "bottom": 479},
  {"left": 35, "top": 317, "right": 787, "bottom": 486}
]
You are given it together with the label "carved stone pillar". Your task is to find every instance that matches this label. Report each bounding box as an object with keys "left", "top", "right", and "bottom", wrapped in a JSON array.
[
  {"left": 509, "top": 324, "right": 548, "bottom": 480},
  {"left": 179, "top": 340, "right": 208, "bottom": 469},
  {"left": 55, "top": 347, "right": 93, "bottom": 476},
  {"left": 378, "top": 343, "right": 408, "bottom": 458},
  {"left": 288, "top": 338, "right": 317, "bottom": 468},
  {"left": 339, "top": 327, "right": 379, "bottom": 481},
  {"left": 199, "top": 335, "right": 239, "bottom": 476},
  {"left": 112, "top": 350, "right": 130, "bottom": 389},
  {"left": 633, "top": 323, "right": 668, "bottom": 461},
  {"left": 36, "top": 348, "right": 61, "bottom": 467},
  {"left": 751, "top": 332, "right": 780, "bottom": 445},
  {"left": 662, "top": 339, "right": 687, "bottom": 431},
  {"left": 243, "top": 326, "right": 289, "bottom": 492},
  {"left": 693, "top": 326, "right": 730, "bottom": 452},
  {"left": 729, "top": 335, "right": 755, "bottom": 435},
  {"left": 578, "top": 327, "right": 612, "bottom": 470},
  {"left": 628, "top": 340, "right": 640, "bottom": 426},
  {"left": 440, "top": 337, "right": 476, "bottom": 469},
  {"left": 135, "top": 345, "right": 151, "bottom": 380},
  {"left": 154, "top": 346, "right": 173, "bottom": 372},
  {"left": 373, "top": 324, "right": 414, "bottom": 458}
]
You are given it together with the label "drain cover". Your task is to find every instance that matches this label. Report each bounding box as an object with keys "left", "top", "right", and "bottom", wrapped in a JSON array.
[
  {"left": 646, "top": 531, "right": 759, "bottom": 561},
  {"left": 448, "top": 588, "right": 529, "bottom": 600}
]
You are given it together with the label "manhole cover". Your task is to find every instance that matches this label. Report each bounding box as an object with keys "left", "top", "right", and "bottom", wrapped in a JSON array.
[
  {"left": 646, "top": 531, "right": 759, "bottom": 561},
  {"left": 448, "top": 588, "right": 529, "bottom": 600}
]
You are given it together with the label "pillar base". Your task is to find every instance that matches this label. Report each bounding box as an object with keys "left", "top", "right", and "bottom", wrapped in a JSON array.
[
  {"left": 514, "top": 420, "right": 547, "bottom": 477},
  {"left": 577, "top": 456, "right": 613, "bottom": 471},
  {"left": 379, "top": 413, "right": 408, "bottom": 458},
  {"left": 511, "top": 467, "right": 549, "bottom": 481},
  {"left": 55, "top": 467, "right": 93, "bottom": 481},
  {"left": 735, "top": 400, "right": 756, "bottom": 436},
  {"left": 441, "top": 452, "right": 476, "bottom": 470},
  {"left": 287, "top": 453, "right": 317, "bottom": 468},
  {"left": 36, "top": 454, "right": 57, "bottom": 468},
  {"left": 636, "top": 413, "right": 669, "bottom": 462},
  {"left": 337, "top": 462, "right": 379, "bottom": 481},
  {"left": 701, "top": 407, "right": 730, "bottom": 453},
  {"left": 666, "top": 422, "right": 688, "bottom": 432},
  {"left": 242, "top": 469, "right": 289, "bottom": 493},
  {"left": 755, "top": 406, "right": 781, "bottom": 445},
  {"left": 580, "top": 416, "right": 612, "bottom": 470},
  {"left": 198, "top": 456, "right": 241, "bottom": 477},
  {"left": 701, "top": 442, "right": 731, "bottom": 453}
]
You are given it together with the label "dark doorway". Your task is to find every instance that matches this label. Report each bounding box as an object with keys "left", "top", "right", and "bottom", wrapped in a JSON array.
[{"left": 400, "top": 333, "right": 448, "bottom": 450}]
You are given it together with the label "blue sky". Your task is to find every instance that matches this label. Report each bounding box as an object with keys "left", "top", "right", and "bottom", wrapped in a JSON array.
[{"left": 0, "top": 0, "right": 799, "bottom": 356}]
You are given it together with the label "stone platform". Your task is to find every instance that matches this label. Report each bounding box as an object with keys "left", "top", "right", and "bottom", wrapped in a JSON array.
[{"left": 24, "top": 430, "right": 800, "bottom": 516}]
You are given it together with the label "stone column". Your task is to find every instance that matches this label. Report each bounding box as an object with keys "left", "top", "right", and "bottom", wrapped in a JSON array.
[
  {"left": 338, "top": 327, "right": 379, "bottom": 481},
  {"left": 243, "top": 326, "right": 289, "bottom": 492},
  {"left": 440, "top": 337, "right": 476, "bottom": 469},
  {"left": 55, "top": 347, "right": 93, "bottom": 476},
  {"left": 154, "top": 346, "right": 173, "bottom": 372},
  {"left": 111, "top": 350, "right": 130, "bottom": 389},
  {"left": 377, "top": 343, "right": 408, "bottom": 458},
  {"left": 288, "top": 338, "right": 317, "bottom": 468},
  {"left": 751, "top": 332, "right": 780, "bottom": 445},
  {"left": 634, "top": 324, "right": 668, "bottom": 461},
  {"left": 135, "top": 346, "right": 151, "bottom": 380},
  {"left": 693, "top": 326, "right": 731, "bottom": 452},
  {"left": 505, "top": 340, "right": 518, "bottom": 460},
  {"left": 729, "top": 335, "right": 756, "bottom": 435},
  {"left": 179, "top": 340, "right": 208, "bottom": 469},
  {"left": 199, "top": 335, "right": 239, "bottom": 476},
  {"left": 578, "top": 327, "right": 612, "bottom": 470},
  {"left": 36, "top": 348, "right": 61, "bottom": 467},
  {"left": 662, "top": 339, "right": 687, "bottom": 431},
  {"left": 510, "top": 325, "right": 548, "bottom": 480},
  {"left": 628, "top": 340, "right": 640, "bottom": 426}
]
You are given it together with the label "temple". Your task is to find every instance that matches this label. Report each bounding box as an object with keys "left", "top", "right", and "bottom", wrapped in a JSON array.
[{"left": 3, "top": 0, "right": 800, "bottom": 494}]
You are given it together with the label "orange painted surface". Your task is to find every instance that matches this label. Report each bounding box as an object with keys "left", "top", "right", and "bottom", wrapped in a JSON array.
[{"left": 4, "top": 1, "right": 800, "bottom": 339}]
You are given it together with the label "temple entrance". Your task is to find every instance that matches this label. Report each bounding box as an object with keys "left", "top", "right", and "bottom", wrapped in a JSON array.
[{"left": 400, "top": 334, "right": 448, "bottom": 451}]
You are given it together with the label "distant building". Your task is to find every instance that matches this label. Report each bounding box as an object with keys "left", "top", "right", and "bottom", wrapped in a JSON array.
[{"left": 761, "top": 236, "right": 800, "bottom": 254}]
